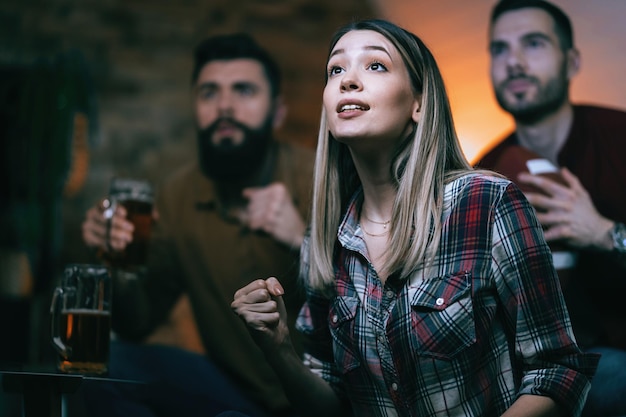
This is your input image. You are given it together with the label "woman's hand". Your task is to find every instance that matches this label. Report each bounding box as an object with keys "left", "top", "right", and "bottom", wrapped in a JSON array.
[{"left": 232, "top": 277, "right": 292, "bottom": 352}]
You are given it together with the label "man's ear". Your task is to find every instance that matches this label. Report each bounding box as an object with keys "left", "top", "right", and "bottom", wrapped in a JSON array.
[
  {"left": 272, "top": 96, "right": 288, "bottom": 130},
  {"left": 411, "top": 97, "right": 422, "bottom": 124},
  {"left": 566, "top": 47, "right": 581, "bottom": 79}
]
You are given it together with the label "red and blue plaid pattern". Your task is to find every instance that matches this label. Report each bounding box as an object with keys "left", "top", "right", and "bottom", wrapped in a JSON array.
[{"left": 297, "top": 173, "right": 599, "bottom": 417}]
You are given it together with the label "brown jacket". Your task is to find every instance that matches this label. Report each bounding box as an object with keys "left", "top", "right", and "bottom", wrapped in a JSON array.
[{"left": 112, "top": 142, "right": 315, "bottom": 413}]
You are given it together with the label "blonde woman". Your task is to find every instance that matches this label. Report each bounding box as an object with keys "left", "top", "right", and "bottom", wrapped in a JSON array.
[{"left": 232, "top": 19, "right": 598, "bottom": 417}]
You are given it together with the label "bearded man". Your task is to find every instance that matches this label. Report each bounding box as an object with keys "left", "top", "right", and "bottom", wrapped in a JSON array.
[
  {"left": 80, "top": 33, "right": 314, "bottom": 417},
  {"left": 476, "top": 2, "right": 626, "bottom": 416}
]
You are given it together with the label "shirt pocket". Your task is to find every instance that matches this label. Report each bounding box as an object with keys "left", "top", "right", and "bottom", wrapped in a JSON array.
[
  {"left": 408, "top": 271, "right": 475, "bottom": 360},
  {"left": 328, "top": 295, "right": 361, "bottom": 374}
]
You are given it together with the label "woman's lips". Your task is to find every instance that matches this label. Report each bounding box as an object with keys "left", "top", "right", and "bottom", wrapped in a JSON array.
[{"left": 336, "top": 100, "right": 370, "bottom": 118}]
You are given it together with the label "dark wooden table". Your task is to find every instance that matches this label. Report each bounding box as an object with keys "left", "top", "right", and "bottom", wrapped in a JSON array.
[
  {"left": 1, "top": 368, "right": 144, "bottom": 417},
  {"left": 1, "top": 369, "right": 82, "bottom": 417}
]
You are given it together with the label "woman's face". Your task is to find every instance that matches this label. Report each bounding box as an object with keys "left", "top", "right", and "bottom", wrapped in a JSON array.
[{"left": 323, "top": 30, "right": 421, "bottom": 148}]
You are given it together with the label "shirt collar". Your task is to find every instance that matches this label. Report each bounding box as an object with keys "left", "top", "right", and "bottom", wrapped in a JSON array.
[{"left": 337, "top": 188, "right": 367, "bottom": 255}]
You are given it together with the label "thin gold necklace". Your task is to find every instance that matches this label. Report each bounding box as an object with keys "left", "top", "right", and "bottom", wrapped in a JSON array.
[
  {"left": 360, "top": 221, "right": 389, "bottom": 237},
  {"left": 362, "top": 213, "right": 391, "bottom": 229}
]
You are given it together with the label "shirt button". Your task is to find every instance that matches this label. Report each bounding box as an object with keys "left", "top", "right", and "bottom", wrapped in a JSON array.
[
  {"left": 391, "top": 382, "right": 398, "bottom": 391},
  {"left": 386, "top": 290, "right": 395, "bottom": 299},
  {"left": 331, "top": 314, "right": 338, "bottom": 324},
  {"left": 436, "top": 297, "right": 444, "bottom": 306}
]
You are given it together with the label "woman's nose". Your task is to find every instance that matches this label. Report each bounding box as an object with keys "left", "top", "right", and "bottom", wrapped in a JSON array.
[{"left": 340, "top": 70, "right": 362, "bottom": 92}]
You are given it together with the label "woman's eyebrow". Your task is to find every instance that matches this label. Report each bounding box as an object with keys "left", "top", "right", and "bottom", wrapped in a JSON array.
[{"left": 329, "top": 45, "right": 392, "bottom": 60}]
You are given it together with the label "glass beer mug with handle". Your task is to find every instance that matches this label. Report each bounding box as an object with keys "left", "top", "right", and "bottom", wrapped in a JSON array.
[{"left": 50, "top": 264, "right": 112, "bottom": 375}]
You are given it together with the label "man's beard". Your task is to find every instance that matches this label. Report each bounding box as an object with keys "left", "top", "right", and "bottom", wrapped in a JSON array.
[
  {"left": 197, "top": 116, "right": 273, "bottom": 182},
  {"left": 495, "top": 66, "right": 569, "bottom": 124}
]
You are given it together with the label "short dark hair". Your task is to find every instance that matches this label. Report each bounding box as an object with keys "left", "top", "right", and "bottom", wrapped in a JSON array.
[
  {"left": 191, "top": 33, "right": 281, "bottom": 98},
  {"left": 490, "top": 0, "right": 574, "bottom": 50}
]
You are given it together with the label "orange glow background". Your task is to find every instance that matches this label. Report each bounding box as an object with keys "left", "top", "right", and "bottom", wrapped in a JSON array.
[{"left": 374, "top": 0, "right": 626, "bottom": 163}]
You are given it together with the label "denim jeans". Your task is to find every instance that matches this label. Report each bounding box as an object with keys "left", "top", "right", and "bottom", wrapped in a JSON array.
[
  {"left": 75, "top": 339, "right": 273, "bottom": 417},
  {"left": 582, "top": 346, "right": 626, "bottom": 417}
]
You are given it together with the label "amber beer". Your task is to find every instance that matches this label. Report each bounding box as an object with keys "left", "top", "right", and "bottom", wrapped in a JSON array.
[
  {"left": 51, "top": 264, "right": 112, "bottom": 375},
  {"left": 107, "top": 177, "right": 154, "bottom": 271},
  {"left": 58, "top": 309, "right": 111, "bottom": 374}
]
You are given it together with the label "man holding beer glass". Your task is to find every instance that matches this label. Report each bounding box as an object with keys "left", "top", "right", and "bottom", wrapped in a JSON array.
[{"left": 81, "top": 33, "right": 314, "bottom": 417}]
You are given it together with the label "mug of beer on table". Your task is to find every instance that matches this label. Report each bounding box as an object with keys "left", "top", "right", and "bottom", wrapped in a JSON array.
[
  {"left": 103, "top": 177, "right": 154, "bottom": 272},
  {"left": 50, "top": 264, "right": 112, "bottom": 375}
]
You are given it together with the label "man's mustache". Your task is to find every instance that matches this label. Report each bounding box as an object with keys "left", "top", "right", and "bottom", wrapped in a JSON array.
[
  {"left": 204, "top": 117, "right": 248, "bottom": 133},
  {"left": 502, "top": 74, "right": 539, "bottom": 86}
]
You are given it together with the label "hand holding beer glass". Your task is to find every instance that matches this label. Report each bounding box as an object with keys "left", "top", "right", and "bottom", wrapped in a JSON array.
[
  {"left": 100, "top": 177, "right": 155, "bottom": 272},
  {"left": 50, "top": 264, "right": 112, "bottom": 375}
]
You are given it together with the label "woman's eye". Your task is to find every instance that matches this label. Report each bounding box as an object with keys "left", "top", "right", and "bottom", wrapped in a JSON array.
[
  {"left": 328, "top": 66, "right": 343, "bottom": 76},
  {"left": 369, "top": 62, "right": 387, "bottom": 71}
]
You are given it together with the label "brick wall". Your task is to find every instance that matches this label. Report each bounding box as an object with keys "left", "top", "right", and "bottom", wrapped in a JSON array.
[{"left": 1, "top": 0, "right": 378, "bottom": 266}]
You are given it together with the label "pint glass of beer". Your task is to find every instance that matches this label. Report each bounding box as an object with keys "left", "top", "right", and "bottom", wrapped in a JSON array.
[
  {"left": 50, "top": 264, "right": 112, "bottom": 375},
  {"left": 106, "top": 177, "right": 154, "bottom": 271}
]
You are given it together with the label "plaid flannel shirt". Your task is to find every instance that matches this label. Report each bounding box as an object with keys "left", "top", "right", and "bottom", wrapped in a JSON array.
[{"left": 297, "top": 173, "right": 599, "bottom": 417}]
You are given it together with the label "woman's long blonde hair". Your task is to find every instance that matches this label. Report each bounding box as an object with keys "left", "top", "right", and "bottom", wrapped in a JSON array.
[{"left": 307, "top": 19, "right": 472, "bottom": 293}]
